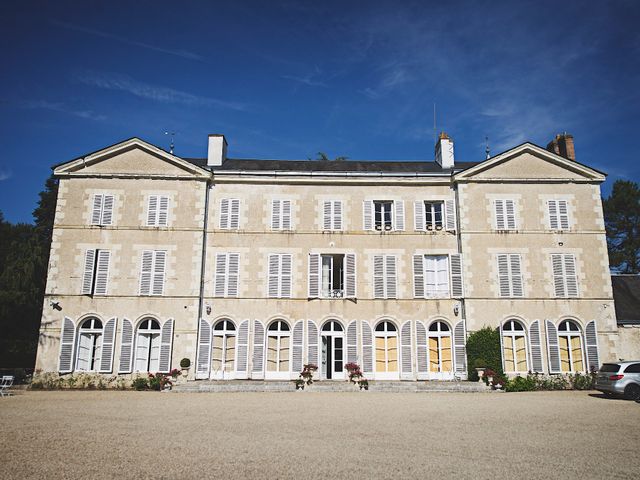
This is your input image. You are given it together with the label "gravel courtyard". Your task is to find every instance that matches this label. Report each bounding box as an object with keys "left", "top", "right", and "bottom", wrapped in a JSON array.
[{"left": 1, "top": 390, "right": 638, "bottom": 479}]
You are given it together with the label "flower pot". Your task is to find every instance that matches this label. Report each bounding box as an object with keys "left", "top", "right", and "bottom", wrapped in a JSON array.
[{"left": 181, "top": 368, "right": 189, "bottom": 378}]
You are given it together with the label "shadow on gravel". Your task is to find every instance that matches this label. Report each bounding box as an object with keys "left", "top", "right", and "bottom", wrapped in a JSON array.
[{"left": 588, "top": 393, "right": 633, "bottom": 402}]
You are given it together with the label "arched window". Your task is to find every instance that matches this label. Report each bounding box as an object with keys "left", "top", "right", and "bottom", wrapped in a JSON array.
[
  {"left": 374, "top": 321, "right": 398, "bottom": 374},
  {"left": 502, "top": 319, "right": 528, "bottom": 373},
  {"left": 212, "top": 319, "right": 236, "bottom": 378},
  {"left": 76, "top": 317, "right": 103, "bottom": 371},
  {"left": 428, "top": 321, "right": 452, "bottom": 373},
  {"left": 321, "top": 320, "right": 344, "bottom": 380},
  {"left": 266, "top": 320, "right": 290, "bottom": 373},
  {"left": 558, "top": 320, "right": 584, "bottom": 372},
  {"left": 134, "top": 318, "right": 161, "bottom": 372},
  {"left": 321, "top": 321, "right": 343, "bottom": 333}
]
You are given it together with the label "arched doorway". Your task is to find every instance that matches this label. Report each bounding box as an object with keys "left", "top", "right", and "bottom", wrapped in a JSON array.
[
  {"left": 558, "top": 320, "right": 584, "bottom": 373},
  {"left": 502, "top": 319, "right": 528, "bottom": 373},
  {"left": 428, "top": 321, "right": 453, "bottom": 379},
  {"left": 76, "top": 317, "right": 103, "bottom": 372},
  {"left": 265, "top": 320, "right": 291, "bottom": 379},
  {"left": 374, "top": 321, "right": 399, "bottom": 380},
  {"left": 320, "top": 320, "right": 344, "bottom": 380},
  {"left": 134, "top": 318, "right": 161, "bottom": 372},
  {"left": 211, "top": 319, "right": 236, "bottom": 379}
]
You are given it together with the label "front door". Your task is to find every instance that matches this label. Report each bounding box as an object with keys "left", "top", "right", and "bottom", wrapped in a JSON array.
[{"left": 321, "top": 335, "right": 345, "bottom": 380}]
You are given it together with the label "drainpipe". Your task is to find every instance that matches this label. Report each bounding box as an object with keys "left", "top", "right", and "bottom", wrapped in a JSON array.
[
  {"left": 453, "top": 178, "right": 468, "bottom": 372},
  {"left": 194, "top": 179, "right": 212, "bottom": 379}
]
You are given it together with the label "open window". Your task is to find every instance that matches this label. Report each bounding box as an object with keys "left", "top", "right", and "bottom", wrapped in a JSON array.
[
  {"left": 309, "top": 253, "right": 356, "bottom": 299},
  {"left": 322, "top": 254, "right": 344, "bottom": 298},
  {"left": 374, "top": 201, "right": 393, "bottom": 231},
  {"left": 424, "top": 201, "right": 444, "bottom": 230}
]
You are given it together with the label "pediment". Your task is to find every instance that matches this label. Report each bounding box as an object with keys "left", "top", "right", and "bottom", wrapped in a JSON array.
[
  {"left": 54, "top": 138, "right": 209, "bottom": 179},
  {"left": 455, "top": 143, "right": 605, "bottom": 182}
]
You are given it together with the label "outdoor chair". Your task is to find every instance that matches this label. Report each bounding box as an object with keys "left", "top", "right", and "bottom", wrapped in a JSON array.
[{"left": 0, "top": 375, "right": 14, "bottom": 397}]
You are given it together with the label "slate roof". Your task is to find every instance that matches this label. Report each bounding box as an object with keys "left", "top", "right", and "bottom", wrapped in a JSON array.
[{"left": 612, "top": 275, "right": 640, "bottom": 325}]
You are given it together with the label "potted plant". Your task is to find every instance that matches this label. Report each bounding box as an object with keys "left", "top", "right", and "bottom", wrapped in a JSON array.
[{"left": 180, "top": 358, "right": 191, "bottom": 377}]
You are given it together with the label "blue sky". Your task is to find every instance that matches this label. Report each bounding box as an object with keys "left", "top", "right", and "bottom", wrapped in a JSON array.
[{"left": 1, "top": 0, "right": 639, "bottom": 223}]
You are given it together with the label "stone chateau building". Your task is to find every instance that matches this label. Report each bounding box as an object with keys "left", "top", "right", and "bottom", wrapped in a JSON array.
[{"left": 35, "top": 132, "right": 619, "bottom": 381}]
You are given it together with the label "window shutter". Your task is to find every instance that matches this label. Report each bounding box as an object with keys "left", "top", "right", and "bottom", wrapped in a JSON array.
[
  {"left": 307, "top": 320, "right": 319, "bottom": 367},
  {"left": 495, "top": 200, "right": 506, "bottom": 230},
  {"left": 361, "top": 321, "right": 373, "bottom": 374},
  {"left": 235, "top": 320, "right": 249, "bottom": 377},
  {"left": 528, "top": 320, "right": 544, "bottom": 373},
  {"left": 386, "top": 255, "right": 397, "bottom": 299},
  {"left": 158, "top": 318, "right": 174, "bottom": 373},
  {"left": 414, "top": 201, "right": 425, "bottom": 231},
  {"left": 510, "top": 255, "right": 523, "bottom": 297},
  {"left": 281, "top": 254, "right": 292, "bottom": 298},
  {"left": 498, "top": 321, "right": 505, "bottom": 371},
  {"left": 558, "top": 200, "right": 569, "bottom": 230},
  {"left": 252, "top": 320, "right": 265, "bottom": 376},
  {"left": 58, "top": 317, "right": 76, "bottom": 374},
  {"left": 271, "top": 200, "right": 280, "bottom": 230},
  {"left": 139, "top": 251, "right": 153, "bottom": 295},
  {"left": 453, "top": 320, "right": 467, "bottom": 373},
  {"left": 413, "top": 254, "right": 425, "bottom": 298},
  {"left": 545, "top": 320, "right": 561, "bottom": 373},
  {"left": 118, "top": 318, "right": 134, "bottom": 373},
  {"left": 267, "top": 254, "right": 280, "bottom": 298},
  {"left": 215, "top": 254, "right": 227, "bottom": 297},
  {"left": 445, "top": 199, "right": 456, "bottom": 232},
  {"left": 363, "top": 200, "right": 373, "bottom": 230},
  {"left": 323, "top": 201, "right": 332, "bottom": 230},
  {"left": 373, "top": 255, "right": 385, "bottom": 299},
  {"left": 227, "top": 253, "right": 239, "bottom": 297},
  {"left": 400, "top": 321, "right": 412, "bottom": 379},
  {"left": 347, "top": 321, "right": 358, "bottom": 364},
  {"left": 333, "top": 201, "right": 343, "bottom": 230},
  {"left": 152, "top": 251, "right": 166, "bottom": 296},
  {"left": 219, "top": 199, "right": 230, "bottom": 229},
  {"left": 394, "top": 200, "right": 405, "bottom": 231},
  {"left": 497, "top": 254, "right": 511, "bottom": 297},
  {"left": 308, "top": 253, "right": 320, "bottom": 298},
  {"left": 101, "top": 195, "right": 114, "bottom": 225},
  {"left": 98, "top": 318, "right": 117, "bottom": 373},
  {"left": 345, "top": 253, "right": 356, "bottom": 298},
  {"left": 94, "top": 250, "right": 111, "bottom": 295},
  {"left": 196, "top": 318, "right": 212, "bottom": 379},
  {"left": 91, "top": 194, "right": 103, "bottom": 225},
  {"left": 450, "top": 253, "right": 464, "bottom": 298},
  {"left": 81, "top": 249, "right": 96, "bottom": 295},
  {"left": 505, "top": 200, "right": 516, "bottom": 229},
  {"left": 585, "top": 320, "right": 600, "bottom": 372},
  {"left": 282, "top": 200, "right": 292, "bottom": 230},
  {"left": 551, "top": 254, "right": 565, "bottom": 297},
  {"left": 230, "top": 199, "right": 240, "bottom": 229},
  {"left": 147, "top": 195, "right": 158, "bottom": 226},
  {"left": 416, "top": 322, "right": 428, "bottom": 377},
  {"left": 158, "top": 196, "right": 169, "bottom": 226},
  {"left": 548, "top": 200, "right": 559, "bottom": 230},
  {"left": 292, "top": 321, "right": 304, "bottom": 374},
  {"left": 564, "top": 255, "right": 578, "bottom": 297}
]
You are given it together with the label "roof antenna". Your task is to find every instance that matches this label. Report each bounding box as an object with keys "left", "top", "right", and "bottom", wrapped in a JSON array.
[
  {"left": 485, "top": 136, "right": 491, "bottom": 160},
  {"left": 165, "top": 131, "right": 176, "bottom": 154}
]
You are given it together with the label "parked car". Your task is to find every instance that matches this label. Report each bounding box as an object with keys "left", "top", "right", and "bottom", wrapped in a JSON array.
[{"left": 596, "top": 361, "right": 640, "bottom": 400}]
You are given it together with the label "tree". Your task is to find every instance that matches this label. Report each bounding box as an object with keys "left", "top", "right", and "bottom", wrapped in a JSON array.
[
  {"left": 466, "top": 326, "right": 503, "bottom": 381},
  {"left": 311, "top": 152, "right": 349, "bottom": 162},
  {"left": 603, "top": 180, "right": 640, "bottom": 274}
]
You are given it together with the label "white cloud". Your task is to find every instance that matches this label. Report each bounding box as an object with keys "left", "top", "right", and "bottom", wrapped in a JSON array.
[{"left": 19, "top": 100, "right": 106, "bottom": 121}]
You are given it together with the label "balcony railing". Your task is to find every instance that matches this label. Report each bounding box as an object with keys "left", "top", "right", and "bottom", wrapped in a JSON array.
[{"left": 321, "top": 289, "right": 344, "bottom": 298}]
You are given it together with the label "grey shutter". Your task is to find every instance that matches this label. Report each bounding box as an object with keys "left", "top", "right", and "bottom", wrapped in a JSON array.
[
  {"left": 147, "top": 195, "right": 158, "bottom": 226},
  {"left": 158, "top": 196, "right": 169, "bottom": 226},
  {"left": 551, "top": 254, "right": 565, "bottom": 297},
  {"left": 282, "top": 200, "right": 292, "bottom": 230},
  {"left": 363, "top": 200, "right": 373, "bottom": 231},
  {"left": 252, "top": 320, "right": 265, "bottom": 376},
  {"left": 416, "top": 322, "right": 428, "bottom": 377},
  {"left": 497, "top": 254, "right": 510, "bottom": 297},
  {"left": 505, "top": 200, "right": 516, "bottom": 230},
  {"left": 91, "top": 194, "right": 103, "bottom": 225},
  {"left": 373, "top": 255, "right": 385, "bottom": 299},
  {"left": 498, "top": 321, "right": 505, "bottom": 372},
  {"left": 158, "top": 318, "right": 174, "bottom": 373},
  {"left": 564, "top": 254, "right": 578, "bottom": 297},
  {"left": 450, "top": 253, "right": 464, "bottom": 298},
  {"left": 94, "top": 250, "right": 111, "bottom": 295},
  {"left": 413, "top": 254, "right": 425, "bottom": 298},
  {"left": 529, "top": 320, "right": 544, "bottom": 373},
  {"left": 215, "top": 254, "right": 227, "bottom": 297},
  {"left": 347, "top": 321, "right": 358, "bottom": 364},
  {"left": 118, "top": 318, "right": 133, "bottom": 373},
  {"left": 236, "top": 320, "right": 249, "bottom": 378},
  {"left": 139, "top": 251, "right": 153, "bottom": 295},
  {"left": 546, "top": 320, "right": 561, "bottom": 374},
  {"left": 558, "top": 200, "right": 569, "bottom": 230},
  {"left": 453, "top": 320, "right": 466, "bottom": 374},
  {"left": 445, "top": 199, "right": 456, "bottom": 232},
  {"left": 271, "top": 200, "right": 280, "bottom": 230},
  {"left": 510, "top": 255, "right": 523, "bottom": 297},
  {"left": 308, "top": 253, "right": 320, "bottom": 298},
  {"left": 334, "top": 201, "right": 342, "bottom": 230},
  {"left": 386, "top": 255, "right": 397, "bottom": 299},
  {"left": 196, "top": 318, "right": 212, "bottom": 379},
  {"left": 219, "top": 199, "right": 230, "bottom": 229},
  {"left": 281, "top": 254, "right": 292, "bottom": 298},
  {"left": 585, "top": 320, "right": 600, "bottom": 372},
  {"left": 362, "top": 321, "right": 373, "bottom": 374},
  {"left": 323, "top": 201, "right": 332, "bottom": 230},
  {"left": 394, "top": 200, "right": 405, "bottom": 231},
  {"left": 307, "top": 320, "right": 319, "bottom": 367},
  {"left": 345, "top": 253, "right": 356, "bottom": 298},
  {"left": 101, "top": 195, "right": 114, "bottom": 225},
  {"left": 548, "top": 200, "right": 559, "bottom": 230},
  {"left": 81, "top": 249, "right": 96, "bottom": 295},
  {"left": 227, "top": 253, "right": 239, "bottom": 297},
  {"left": 152, "top": 251, "right": 166, "bottom": 295},
  {"left": 58, "top": 317, "right": 76, "bottom": 374},
  {"left": 414, "top": 201, "right": 425, "bottom": 231},
  {"left": 400, "top": 321, "right": 412, "bottom": 379},
  {"left": 230, "top": 199, "right": 240, "bottom": 229},
  {"left": 495, "top": 200, "right": 505, "bottom": 230},
  {"left": 98, "top": 318, "right": 117, "bottom": 373},
  {"left": 292, "top": 321, "right": 304, "bottom": 374},
  {"left": 267, "top": 254, "right": 279, "bottom": 298}
]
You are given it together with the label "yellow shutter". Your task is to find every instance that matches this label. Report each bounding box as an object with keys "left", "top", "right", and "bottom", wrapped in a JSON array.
[
  {"left": 267, "top": 336, "right": 278, "bottom": 371},
  {"left": 503, "top": 336, "right": 515, "bottom": 372},
  {"left": 515, "top": 336, "right": 527, "bottom": 372},
  {"left": 441, "top": 336, "right": 452, "bottom": 372},
  {"left": 429, "top": 337, "right": 439, "bottom": 372},
  {"left": 387, "top": 336, "right": 398, "bottom": 372},
  {"left": 559, "top": 336, "right": 571, "bottom": 372},
  {"left": 375, "top": 337, "right": 386, "bottom": 372},
  {"left": 571, "top": 336, "right": 583, "bottom": 372}
]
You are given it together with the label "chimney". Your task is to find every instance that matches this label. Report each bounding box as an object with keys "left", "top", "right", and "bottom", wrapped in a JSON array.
[
  {"left": 435, "top": 131, "right": 455, "bottom": 169},
  {"left": 207, "top": 134, "right": 227, "bottom": 167},
  {"left": 546, "top": 133, "right": 575, "bottom": 161}
]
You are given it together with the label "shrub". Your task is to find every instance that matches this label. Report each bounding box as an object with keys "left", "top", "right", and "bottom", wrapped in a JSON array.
[
  {"left": 466, "top": 327, "right": 503, "bottom": 381},
  {"left": 132, "top": 376, "right": 149, "bottom": 391},
  {"left": 180, "top": 358, "right": 191, "bottom": 369},
  {"left": 505, "top": 375, "right": 537, "bottom": 392}
]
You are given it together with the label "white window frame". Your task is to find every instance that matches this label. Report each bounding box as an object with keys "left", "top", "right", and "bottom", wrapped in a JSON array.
[
  {"left": 271, "top": 200, "right": 292, "bottom": 230},
  {"left": 267, "top": 253, "right": 293, "bottom": 298},
  {"left": 424, "top": 201, "right": 444, "bottom": 230},
  {"left": 322, "top": 200, "right": 343, "bottom": 231},
  {"left": 494, "top": 199, "right": 517, "bottom": 230},
  {"left": 219, "top": 198, "right": 240, "bottom": 230},
  {"left": 214, "top": 253, "right": 240, "bottom": 297},
  {"left": 424, "top": 255, "right": 450, "bottom": 298},
  {"left": 139, "top": 250, "right": 166, "bottom": 296},
  {"left": 496, "top": 254, "right": 524, "bottom": 298},
  {"left": 146, "top": 195, "right": 169, "bottom": 227},
  {"left": 90, "top": 194, "right": 114, "bottom": 226},
  {"left": 133, "top": 318, "right": 162, "bottom": 372},
  {"left": 557, "top": 320, "right": 586, "bottom": 373},
  {"left": 75, "top": 317, "right": 103, "bottom": 372},
  {"left": 373, "top": 255, "right": 397, "bottom": 299},
  {"left": 547, "top": 199, "right": 570, "bottom": 230},
  {"left": 501, "top": 319, "right": 529, "bottom": 374},
  {"left": 551, "top": 253, "right": 579, "bottom": 298},
  {"left": 81, "top": 249, "right": 111, "bottom": 296}
]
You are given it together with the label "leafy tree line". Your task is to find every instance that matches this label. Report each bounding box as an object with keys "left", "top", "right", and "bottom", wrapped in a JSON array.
[{"left": 0, "top": 175, "right": 58, "bottom": 369}]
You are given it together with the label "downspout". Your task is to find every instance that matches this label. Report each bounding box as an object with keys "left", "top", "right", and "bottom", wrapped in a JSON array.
[
  {"left": 195, "top": 178, "right": 212, "bottom": 379},
  {"left": 453, "top": 176, "right": 469, "bottom": 374}
]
